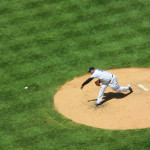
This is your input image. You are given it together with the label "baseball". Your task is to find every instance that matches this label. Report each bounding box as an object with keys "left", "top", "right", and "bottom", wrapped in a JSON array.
[{"left": 24, "top": 86, "right": 28, "bottom": 89}]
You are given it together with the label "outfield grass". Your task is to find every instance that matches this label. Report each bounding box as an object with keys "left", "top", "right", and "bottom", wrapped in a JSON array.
[{"left": 0, "top": 0, "right": 150, "bottom": 149}]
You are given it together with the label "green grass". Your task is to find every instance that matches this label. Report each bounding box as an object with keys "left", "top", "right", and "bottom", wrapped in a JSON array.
[{"left": 0, "top": 0, "right": 150, "bottom": 149}]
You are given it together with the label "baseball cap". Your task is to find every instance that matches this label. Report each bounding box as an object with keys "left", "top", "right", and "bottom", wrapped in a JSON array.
[{"left": 88, "top": 67, "right": 95, "bottom": 73}]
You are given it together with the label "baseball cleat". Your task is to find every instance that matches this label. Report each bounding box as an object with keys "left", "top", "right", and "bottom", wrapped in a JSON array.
[
  {"left": 128, "top": 85, "right": 133, "bottom": 93},
  {"left": 94, "top": 103, "right": 101, "bottom": 108}
]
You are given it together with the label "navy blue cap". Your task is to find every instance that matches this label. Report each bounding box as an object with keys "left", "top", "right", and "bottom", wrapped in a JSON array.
[{"left": 88, "top": 67, "right": 95, "bottom": 73}]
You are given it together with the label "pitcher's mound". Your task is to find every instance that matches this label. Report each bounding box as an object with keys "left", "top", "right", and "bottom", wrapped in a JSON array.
[{"left": 54, "top": 68, "right": 150, "bottom": 130}]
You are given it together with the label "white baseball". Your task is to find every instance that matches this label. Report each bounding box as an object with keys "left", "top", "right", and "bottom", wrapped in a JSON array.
[{"left": 24, "top": 86, "right": 28, "bottom": 89}]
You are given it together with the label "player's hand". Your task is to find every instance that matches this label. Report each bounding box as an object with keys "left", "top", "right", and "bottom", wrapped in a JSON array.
[{"left": 81, "top": 86, "right": 84, "bottom": 90}]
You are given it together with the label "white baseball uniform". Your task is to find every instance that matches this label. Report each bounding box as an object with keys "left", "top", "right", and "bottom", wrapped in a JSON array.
[{"left": 91, "top": 69, "right": 129, "bottom": 104}]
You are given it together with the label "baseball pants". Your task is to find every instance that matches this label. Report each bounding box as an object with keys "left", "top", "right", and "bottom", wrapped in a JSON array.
[{"left": 97, "top": 75, "right": 129, "bottom": 104}]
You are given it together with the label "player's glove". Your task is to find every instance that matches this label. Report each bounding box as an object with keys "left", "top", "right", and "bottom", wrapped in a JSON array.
[{"left": 95, "top": 79, "right": 101, "bottom": 86}]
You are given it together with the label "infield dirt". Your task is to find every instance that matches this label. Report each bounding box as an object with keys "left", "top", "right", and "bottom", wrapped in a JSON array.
[{"left": 54, "top": 68, "right": 150, "bottom": 130}]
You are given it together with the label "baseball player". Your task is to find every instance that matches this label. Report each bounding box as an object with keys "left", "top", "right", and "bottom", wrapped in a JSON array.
[{"left": 81, "top": 67, "right": 133, "bottom": 107}]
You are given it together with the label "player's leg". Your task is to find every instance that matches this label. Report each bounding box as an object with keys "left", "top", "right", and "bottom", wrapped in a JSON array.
[
  {"left": 109, "top": 75, "right": 129, "bottom": 92},
  {"left": 96, "top": 84, "right": 108, "bottom": 105}
]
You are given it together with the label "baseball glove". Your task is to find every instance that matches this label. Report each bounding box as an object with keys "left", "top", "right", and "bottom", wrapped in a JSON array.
[{"left": 95, "top": 79, "right": 101, "bottom": 86}]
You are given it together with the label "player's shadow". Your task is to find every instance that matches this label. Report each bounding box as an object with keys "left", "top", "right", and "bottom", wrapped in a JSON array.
[{"left": 88, "top": 92, "right": 132, "bottom": 105}]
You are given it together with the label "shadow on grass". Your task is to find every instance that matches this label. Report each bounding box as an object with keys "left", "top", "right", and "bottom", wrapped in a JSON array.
[{"left": 88, "top": 91, "right": 132, "bottom": 105}]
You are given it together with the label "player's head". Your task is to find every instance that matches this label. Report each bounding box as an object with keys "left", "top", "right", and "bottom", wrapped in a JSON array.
[{"left": 88, "top": 67, "right": 95, "bottom": 74}]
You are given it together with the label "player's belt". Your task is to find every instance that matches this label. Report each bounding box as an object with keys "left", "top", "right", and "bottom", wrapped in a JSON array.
[{"left": 108, "top": 75, "right": 113, "bottom": 83}]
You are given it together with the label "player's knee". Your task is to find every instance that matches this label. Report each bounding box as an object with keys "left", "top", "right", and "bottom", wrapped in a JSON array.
[
  {"left": 113, "top": 87, "right": 121, "bottom": 92},
  {"left": 116, "top": 89, "right": 122, "bottom": 92}
]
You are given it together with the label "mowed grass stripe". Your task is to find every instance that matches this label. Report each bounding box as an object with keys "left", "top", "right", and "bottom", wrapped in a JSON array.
[
  {"left": 0, "top": 0, "right": 149, "bottom": 49},
  {"left": 1, "top": 28, "right": 149, "bottom": 77},
  {"left": 1, "top": 30, "right": 149, "bottom": 72},
  {"left": 1, "top": 0, "right": 149, "bottom": 29},
  {"left": 0, "top": 0, "right": 64, "bottom": 25},
  {"left": 1, "top": 15, "right": 148, "bottom": 54}
]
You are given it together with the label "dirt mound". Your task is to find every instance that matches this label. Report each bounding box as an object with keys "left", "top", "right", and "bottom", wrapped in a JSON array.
[{"left": 54, "top": 68, "right": 150, "bottom": 130}]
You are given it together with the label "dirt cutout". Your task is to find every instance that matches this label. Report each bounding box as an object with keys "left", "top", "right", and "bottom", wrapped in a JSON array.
[{"left": 54, "top": 68, "right": 150, "bottom": 130}]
